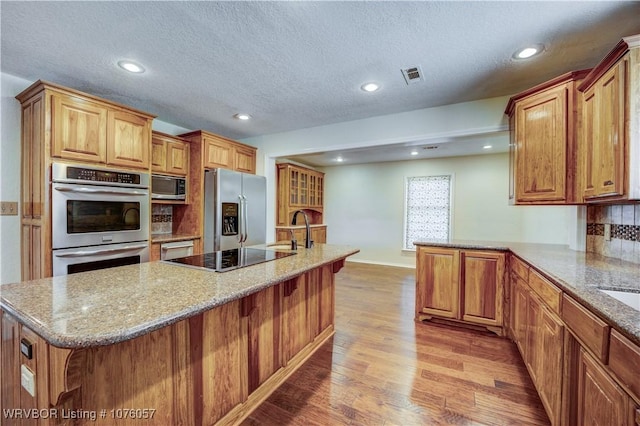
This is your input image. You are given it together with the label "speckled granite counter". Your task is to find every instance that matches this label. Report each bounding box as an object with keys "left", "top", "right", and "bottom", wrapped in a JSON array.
[
  {"left": 415, "top": 239, "right": 640, "bottom": 346},
  {"left": 0, "top": 244, "right": 358, "bottom": 349}
]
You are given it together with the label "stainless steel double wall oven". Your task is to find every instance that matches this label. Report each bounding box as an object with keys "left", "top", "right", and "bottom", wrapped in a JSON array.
[{"left": 51, "top": 163, "right": 150, "bottom": 276}]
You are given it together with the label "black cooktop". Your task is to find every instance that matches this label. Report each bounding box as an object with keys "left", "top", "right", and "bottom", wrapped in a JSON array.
[{"left": 164, "top": 248, "right": 296, "bottom": 272}]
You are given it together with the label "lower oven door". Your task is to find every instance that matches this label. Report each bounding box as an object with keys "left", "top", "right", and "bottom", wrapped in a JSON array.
[{"left": 52, "top": 242, "right": 150, "bottom": 276}]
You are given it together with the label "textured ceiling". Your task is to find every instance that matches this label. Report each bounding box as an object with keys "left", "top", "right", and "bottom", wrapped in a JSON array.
[{"left": 2, "top": 1, "right": 640, "bottom": 159}]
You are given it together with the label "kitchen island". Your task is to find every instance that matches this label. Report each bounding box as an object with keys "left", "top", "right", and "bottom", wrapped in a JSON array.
[{"left": 0, "top": 244, "right": 358, "bottom": 425}]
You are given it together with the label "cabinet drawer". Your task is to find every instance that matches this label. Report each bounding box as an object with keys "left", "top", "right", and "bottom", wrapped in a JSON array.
[
  {"left": 608, "top": 329, "right": 640, "bottom": 400},
  {"left": 562, "top": 295, "right": 610, "bottom": 363},
  {"left": 528, "top": 269, "right": 562, "bottom": 314},
  {"left": 510, "top": 256, "right": 529, "bottom": 281}
]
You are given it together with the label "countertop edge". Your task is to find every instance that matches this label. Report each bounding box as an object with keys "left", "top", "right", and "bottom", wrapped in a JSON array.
[{"left": 0, "top": 249, "right": 359, "bottom": 349}]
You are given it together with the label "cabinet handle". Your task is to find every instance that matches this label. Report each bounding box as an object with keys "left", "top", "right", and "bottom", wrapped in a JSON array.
[{"left": 603, "top": 180, "right": 614, "bottom": 186}]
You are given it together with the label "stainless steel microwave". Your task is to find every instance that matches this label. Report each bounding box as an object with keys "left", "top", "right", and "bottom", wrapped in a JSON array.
[{"left": 152, "top": 174, "right": 187, "bottom": 200}]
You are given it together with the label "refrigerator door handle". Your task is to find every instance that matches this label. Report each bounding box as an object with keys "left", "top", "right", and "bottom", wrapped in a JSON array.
[
  {"left": 237, "top": 194, "right": 244, "bottom": 244},
  {"left": 241, "top": 195, "right": 249, "bottom": 243}
]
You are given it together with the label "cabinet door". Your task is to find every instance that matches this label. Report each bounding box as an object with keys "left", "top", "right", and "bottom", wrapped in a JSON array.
[
  {"left": 234, "top": 145, "right": 256, "bottom": 174},
  {"left": 538, "top": 307, "right": 564, "bottom": 426},
  {"left": 52, "top": 93, "right": 107, "bottom": 163},
  {"left": 299, "top": 171, "right": 309, "bottom": 206},
  {"left": 510, "top": 276, "right": 528, "bottom": 356},
  {"left": 416, "top": 247, "right": 460, "bottom": 319},
  {"left": 525, "top": 293, "right": 543, "bottom": 385},
  {"left": 289, "top": 168, "right": 300, "bottom": 206},
  {"left": 514, "top": 85, "right": 568, "bottom": 202},
  {"left": 594, "top": 60, "right": 626, "bottom": 198},
  {"left": 204, "top": 136, "right": 233, "bottom": 169},
  {"left": 582, "top": 86, "right": 598, "bottom": 198},
  {"left": 311, "top": 226, "right": 326, "bottom": 244},
  {"left": 151, "top": 139, "right": 167, "bottom": 172},
  {"left": 166, "top": 141, "right": 189, "bottom": 175},
  {"left": 577, "top": 348, "right": 628, "bottom": 426},
  {"left": 461, "top": 251, "right": 504, "bottom": 326},
  {"left": 107, "top": 110, "right": 150, "bottom": 169}
]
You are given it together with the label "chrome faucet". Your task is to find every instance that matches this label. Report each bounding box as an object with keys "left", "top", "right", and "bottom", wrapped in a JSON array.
[{"left": 292, "top": 210, "right": 314, "bottom": 249}]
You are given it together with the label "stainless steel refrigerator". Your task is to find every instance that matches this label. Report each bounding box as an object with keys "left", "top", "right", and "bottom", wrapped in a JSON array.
[{"left": 204, "top": 168, "right": 267, "bottom": 252}]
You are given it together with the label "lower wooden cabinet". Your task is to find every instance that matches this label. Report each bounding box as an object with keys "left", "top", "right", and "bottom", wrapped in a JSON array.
[
  {"left": 535, "top": 300, "right": 565, "bottom": 425},
  {"left": 415, "top": 246, "right": 505, "bottom": 332},
  {"left": 510, "top": 274, "right": 529, "bottom": 355},
  {"left": 577, "top": 347, "right": 629, "bottom": 426},
  {"left": 275, "top": 225, "right": 327, "bottom": 245}
]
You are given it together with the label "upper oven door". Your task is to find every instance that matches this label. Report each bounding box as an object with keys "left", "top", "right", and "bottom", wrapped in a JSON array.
[{"left": 52, "top": 182, "right": 150, "bottom": 249}]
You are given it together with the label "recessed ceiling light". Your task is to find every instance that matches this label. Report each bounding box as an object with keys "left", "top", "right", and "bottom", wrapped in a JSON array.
[
  {"left": 513, "top": 44, "right": 545, "bottom": 60},
  {"left": 410, "top": 151, "right": 419, "bottom": 156},
  {"left": 361, "top": 82, "right": 380, "bottom": 92},
  {"left": 335, "top": 156, "right": 344, "bottom": 162},
  {"left": 117, "top": 60, "right": 145, "bottom": 73},
  {"left": 234, "top": 113, "right": 251, "bottom": 120},
  {"left": 483, "top": 145, "right": 493, "bottom": 149}
]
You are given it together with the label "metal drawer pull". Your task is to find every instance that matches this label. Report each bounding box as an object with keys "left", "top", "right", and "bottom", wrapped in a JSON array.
[
  {"left": 55, "top": 187, "right": 148, "bottom": 196},
  {"left": 603, "top": 180, "right": 614, "bottom": 186},
  {"left": 54, "top": 244, "right": 148, "bottom": 257}
]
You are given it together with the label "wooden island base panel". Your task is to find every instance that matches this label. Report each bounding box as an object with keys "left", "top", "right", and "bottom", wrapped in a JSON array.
[{"left": 1, "top": 257, "right": 350, "bottom": 426}]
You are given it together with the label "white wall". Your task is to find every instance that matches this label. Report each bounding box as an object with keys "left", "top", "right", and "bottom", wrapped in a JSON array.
[
  {"left": 323, "top": 153, "right": 575, "bottom": 267},
  {"left": 1, "top": 73, "right": 32, "bottom": 284},
  {"left": 242, "top": 96, "right": 512, "bottom": 244}
]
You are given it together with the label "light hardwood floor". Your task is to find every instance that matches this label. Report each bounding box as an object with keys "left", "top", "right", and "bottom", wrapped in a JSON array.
[{"left": 242, "top": 262, "right": 550, "bottom": 425}]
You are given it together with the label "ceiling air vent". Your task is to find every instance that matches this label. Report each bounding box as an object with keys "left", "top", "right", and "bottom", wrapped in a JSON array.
[{"left": 402, "top": 66, "right": 424, "bottom": 85}]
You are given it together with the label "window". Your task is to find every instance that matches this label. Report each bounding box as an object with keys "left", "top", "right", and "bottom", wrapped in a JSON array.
[{"left": 404, "top": 175, "right": 452, "bottom": 250}]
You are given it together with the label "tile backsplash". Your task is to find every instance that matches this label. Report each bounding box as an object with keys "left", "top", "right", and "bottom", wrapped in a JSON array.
[
  {"left": 586, "top": 204, "right": 640, "bottom": 264},
  {"left": 152, "top": 205, "right": 173, "bottom": 234}
]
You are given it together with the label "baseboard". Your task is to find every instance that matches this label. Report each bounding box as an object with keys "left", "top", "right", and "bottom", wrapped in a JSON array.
[{"left": 345, "top": 258, "right": 415, "bottom": 269}]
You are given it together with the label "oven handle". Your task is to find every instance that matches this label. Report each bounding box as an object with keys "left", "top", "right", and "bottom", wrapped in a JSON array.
[
  {"left": 54, "top": 244, "right": 148, "bottom": 258},
  {"left": 54, "top": 187, "right": 148, "bottom": 196}
]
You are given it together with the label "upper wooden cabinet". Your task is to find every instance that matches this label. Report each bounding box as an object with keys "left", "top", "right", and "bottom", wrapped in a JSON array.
[
  {"left": 18, "top": 81, "right": 155, "bottom": 171},
  {"left": 107, "top": 110, "right": 151, "bottom": 169},
  {"left": 578, "top": 35, "right": 640, "bottom": 202},
  {"left": 276, "top": 163, "right": 324, "bottom": 226},
  {"left": 505, "top": 70, "right": 590, "bottom": 204},
  {"left": 415, "top": 246, "right": 505, "bottom": 334},
  {"left": 151, "top": 131, "right": 190, "bottom": 176},
  {"left": 179, "top": 130, "right": 257, "bottom": 174}
]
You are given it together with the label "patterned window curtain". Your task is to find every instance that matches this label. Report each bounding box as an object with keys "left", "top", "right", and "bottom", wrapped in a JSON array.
[{"left": 404, "top": 175, "right": 452, "bottom": 250}]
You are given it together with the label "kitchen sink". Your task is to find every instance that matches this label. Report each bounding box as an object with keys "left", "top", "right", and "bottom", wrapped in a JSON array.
[{"left": 600, "top": 289, "right": 640, "bottom": 311}]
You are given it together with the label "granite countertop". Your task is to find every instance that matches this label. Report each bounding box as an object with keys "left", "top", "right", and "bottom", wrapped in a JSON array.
[
  {"left": 415, "top": 239, "right": 640, "bottom": 346},
  {"left": 0, "top": 244, "right": 359, "bottom": 349},
  {"left": 151, "top": 233, "right": 201, "bottom": 243}
]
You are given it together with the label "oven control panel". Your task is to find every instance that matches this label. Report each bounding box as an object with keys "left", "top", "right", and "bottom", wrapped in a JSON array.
[
  {"left": 67, "top": 166, "right": 141, "bottom": 185},
  {"left": 52, "top": 163, "right": 149, "bottom": 188}
]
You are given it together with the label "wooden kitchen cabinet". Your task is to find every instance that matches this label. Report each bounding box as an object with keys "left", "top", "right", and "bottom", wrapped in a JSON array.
[
  {"left": 416, "top": 246, "right": 460, "bottom": 320},
  {"left": 275, "top": 225, "right": 327, "bottom": 245},
  {"left": 276, "top": 163, "right": 325, "bottom": 226},
  {"left": 16, "top": 81, "right": 156, "bottom": 279},
  {"left": 580, "top": 56, "right": 628, "bottom": 200},
  {"left": 577, "top": 347, "right": 628, "bottom": 426},
  {"left": 578, "top": 35, "right": 640, "bottom": 202},
  {"left": 416, "top": 246, "right": 505, "bottom": 333},
  {"left": 48, "top": 86, "right": 154, "bottom": 170},
  {"left": 505, "top": 70, "right": 589, "bottom": 204},
  {"left": 107, "top": 109, "right": 151, "bottom": 169},
  {"left": 179, "top": 130, "right": 257, "bottom": 174},
  {"left": 52, "top": 92, "right": 108, "bottom": 163},
  {"left": 151, "top": 131, "right": 190, "bottom": 176}
]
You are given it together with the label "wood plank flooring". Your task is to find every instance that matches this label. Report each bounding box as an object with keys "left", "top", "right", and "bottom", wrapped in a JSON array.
[{"left": 242, "top": 262, "right": 550, "bottom": 426}]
